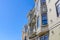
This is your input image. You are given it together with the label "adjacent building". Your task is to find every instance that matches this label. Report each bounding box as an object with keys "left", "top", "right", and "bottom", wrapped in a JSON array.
[
  {"left": 22, "top": 25, "right": 28, "bottom": 40},
  {"left": 22, "top": 0, "right": 60, "bottom": 40}
]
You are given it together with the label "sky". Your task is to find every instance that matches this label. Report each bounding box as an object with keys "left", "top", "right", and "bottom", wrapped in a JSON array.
[{"left": 0, "top": 0, "right": 34, "bottom": 40}]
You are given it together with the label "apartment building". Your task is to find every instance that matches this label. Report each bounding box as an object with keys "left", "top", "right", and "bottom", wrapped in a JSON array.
[
  {"left": 22, "top": 0, "right": 60, "bottom": 40},
  {"left": 22, "top": 25, "right": 28, "bottom": 40},
  {"left": 27, "top": 0, "right": 49, "bottom": 40}
]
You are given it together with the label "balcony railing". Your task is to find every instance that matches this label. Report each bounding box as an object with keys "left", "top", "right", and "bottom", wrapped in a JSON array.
[
  {"left": 41, "top": 25, "right": 49, "bottom": 32},
  {"left": 37, "top": 25, "right": 49, "bottom": 37}
]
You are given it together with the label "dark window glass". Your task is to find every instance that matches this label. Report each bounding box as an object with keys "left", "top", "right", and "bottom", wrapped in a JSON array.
[
  {"left": 24, "top": 36, "right": 27, "bottom": 40},
  {"left": 40, "top": 36, "right": 44, "bottom": 40},
  {"left": 42, "top": 20, "right": 47, "bottom": 25},
  {"left": 41, "top": 0, "right": 46, "bottom": 3},
  {"left": 40, "top": 33, "right": 49, "bottom": 40},
  {"left": 40, "top": 0, "right": 46, "bottom": 5},
  {"left": 44, "top": 34, "right": 49, "bottom": 40},
  {"left": 42, "top": 14, "right": 48, "bottom": 25}
]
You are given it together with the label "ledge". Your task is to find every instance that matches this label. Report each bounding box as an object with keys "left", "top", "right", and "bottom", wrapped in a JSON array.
[{"left": 29, "top": 32, "right": 37, "bottom": 39}]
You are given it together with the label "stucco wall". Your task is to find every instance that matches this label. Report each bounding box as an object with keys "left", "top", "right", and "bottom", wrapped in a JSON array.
[{"left": 46, "top": 0, "right": 60, "bottom": 40}]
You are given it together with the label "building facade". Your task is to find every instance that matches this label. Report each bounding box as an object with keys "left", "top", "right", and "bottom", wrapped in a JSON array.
[
  {"left": 22, "top": 25, "right": 29, "bottom": 40},
  {"left": 22, "top": 0, "right": 60, "bottom": 40},
  {"left": 46, "top": 0, "right": 60, "bottom": 40}
]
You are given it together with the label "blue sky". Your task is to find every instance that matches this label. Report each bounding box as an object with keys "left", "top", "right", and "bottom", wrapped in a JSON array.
[{"left": 0, "top": 0, "right": 34, "bottom": 40}]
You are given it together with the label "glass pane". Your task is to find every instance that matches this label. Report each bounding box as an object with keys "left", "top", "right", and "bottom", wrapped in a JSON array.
[
  {"left": 42, "top": 15, "right": 47, "bottom": 20},
  {"left": 41, "top": 0, "right": 46, "bottom": 3},
  {"left": 42, "top": 14, "right": 48, "bottom": 25},
  {"left": 42, "top": 20, "right": 47, "bottom": 25},
  {"left": 40, "top": 36, "right": 44, "bottom": 40},
  {"left": 44, "top": 34, "right": 49, "bottom": 40}
]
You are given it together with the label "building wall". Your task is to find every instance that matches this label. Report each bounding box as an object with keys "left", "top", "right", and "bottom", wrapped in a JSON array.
[
  {"left": 22, "top": 25, "right": 28, "bottom": 40},
  {"left": 22, "top": 32, "right": 28, "bottom": 40},
  {"left": 23, "top": 0, "right": 60, "bottom": 40},
  {"left": 46, "top": 0, "right": 58, "bottom": 28},
  {"left": 49, "top": 25, "right": 60, "bottom": 40},
  {"left": 22, "top": 32, "right": 25, "bottom": 40},
  {"left": 46, "top": 0, "right": 60, "bottom": 40}
]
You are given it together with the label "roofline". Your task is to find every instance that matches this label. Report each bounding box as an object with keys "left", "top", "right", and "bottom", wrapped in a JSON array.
[{"left": 27, "top": 7, "right": 35, "bottom": 18}]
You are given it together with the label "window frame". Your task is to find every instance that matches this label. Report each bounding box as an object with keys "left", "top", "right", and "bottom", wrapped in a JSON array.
[{"left": 55, "top": 0, "right": 60, "bottom": 17}]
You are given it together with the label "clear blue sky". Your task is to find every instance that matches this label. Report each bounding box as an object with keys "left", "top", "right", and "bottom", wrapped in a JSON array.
[{"left": 0, "top": 0, "right": 34, "bottom": 40}]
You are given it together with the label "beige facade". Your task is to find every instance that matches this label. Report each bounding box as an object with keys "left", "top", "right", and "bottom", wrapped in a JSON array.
[
  {"left": 46, "top": 0, "right": 60, "bottom": 40},
  {"left": 22, "top": 31, "right": 28, "bottom": 40},
  {"left": 22, "top": 0, "right": 60, "bottom": 40},
  {"left": 22, "top": 25, "right": 28, "bottom": 40}
]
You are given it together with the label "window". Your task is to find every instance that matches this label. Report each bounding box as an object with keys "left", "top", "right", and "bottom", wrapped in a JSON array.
[
  {"left": 40, "top": 0, "right": 46, "bottom": 5},
  {"left": 37, "top": 17, "right": 40, "bottom": 28},
  {"left": 41, "top": 0, "right": 46, "bottom": 3},
  {"left": 42, "top": 14, "right": 48, "bottom": 25},
  {"left": 24, "top": 36, "right": 27, "bottom": 40},
  {"left": 40, "top": 33, "right": 49, "bottom": 40},
  {"left": 44, "top": 34, "right": 49, "bottom": 40},
  {"left": 56, "top": 0, "right": 60, "bottom": 17},
  {"left": 40, "top": 36, "right": 44, "bottom": 40}
]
